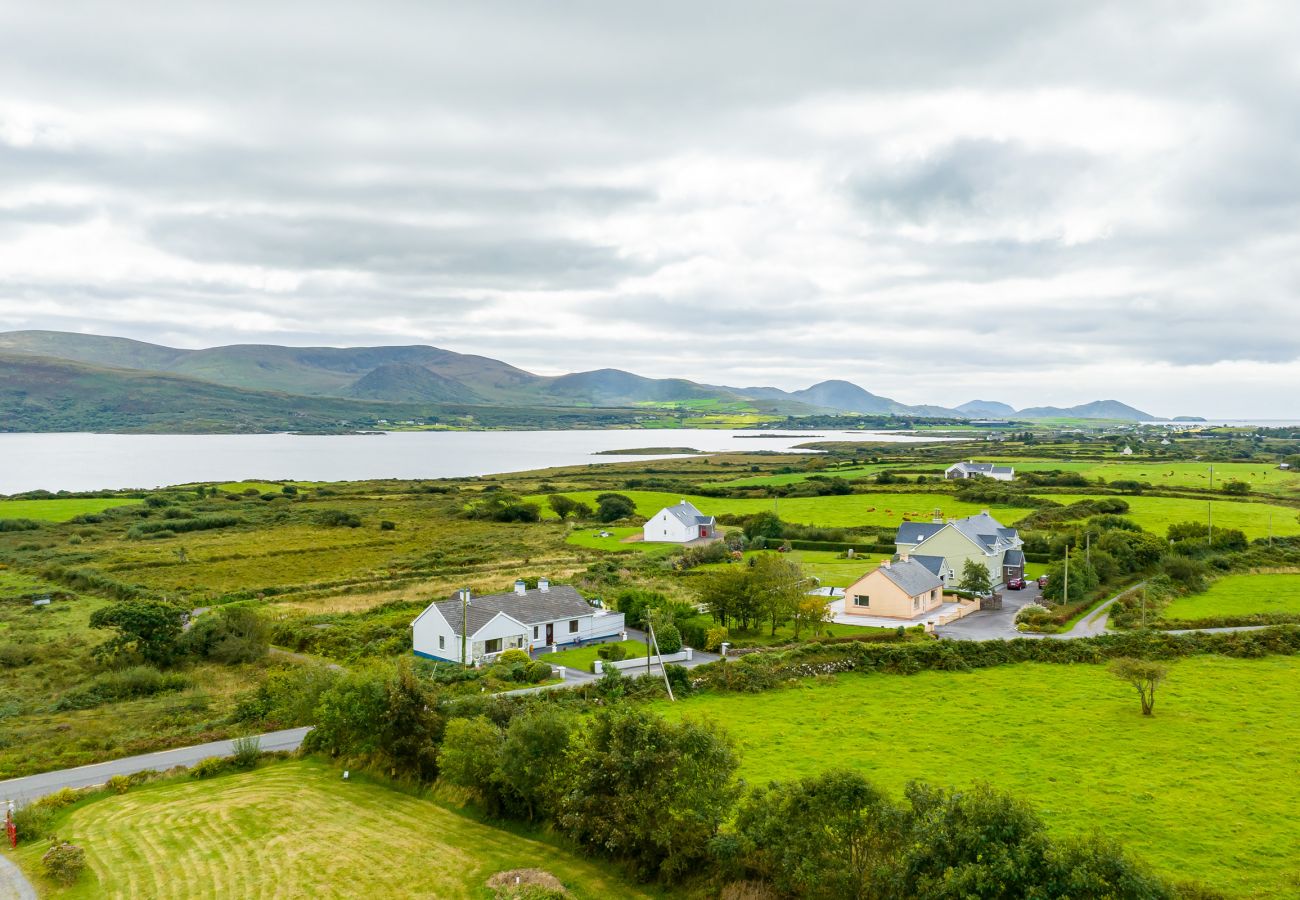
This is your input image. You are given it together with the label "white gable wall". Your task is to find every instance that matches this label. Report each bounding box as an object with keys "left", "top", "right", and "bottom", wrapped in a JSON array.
[{"left": 643, "top": 508, "right": 694, "bottom": 543}]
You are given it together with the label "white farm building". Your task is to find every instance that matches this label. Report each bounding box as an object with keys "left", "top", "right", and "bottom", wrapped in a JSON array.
[
  {"left": 642, "top": 499, "right": 717, "bottom": 544},
  {"left": 945, "top": 460, "right": 1015, "bottom": 482},
  {"left": 411, "top": 579, "right": 624, "bottom": 664}
]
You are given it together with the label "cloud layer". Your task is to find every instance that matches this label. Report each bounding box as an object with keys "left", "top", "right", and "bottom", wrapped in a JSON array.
[{"left": 2, "top": 1, "right": 1299, "bottom": 417}]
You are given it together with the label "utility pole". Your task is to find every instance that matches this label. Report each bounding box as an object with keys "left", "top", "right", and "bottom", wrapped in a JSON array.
[
  {"left": 1208, "top": 502, "right": 1213, "bottom": 548},
  {"left": 647, "top": 621, "right": 675, "bottom": 701},
  {"left": 1209, "top": 464, "right": 1215, "bottom": 490},
  {"left": 460, "top": 588, "right": 470, "bottom": 664},
  {"left": 1063, "top": 550, "right": 1070, "bottom": 608}
]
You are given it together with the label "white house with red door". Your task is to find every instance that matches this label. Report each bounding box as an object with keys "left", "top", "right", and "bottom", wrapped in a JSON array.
[{"left": 642, "top": 499, "right": 718, "bottom": 544}]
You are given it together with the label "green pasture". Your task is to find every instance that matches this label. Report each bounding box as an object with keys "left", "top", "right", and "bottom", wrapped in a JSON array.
[
  {"left": 978, "top": 458, "right": 1300, "bottom": 496},
  {"left": 16, "top": 759, "right": 656, "bottom": 899},
  {"left": 0, "top": 497, "right": 139, "bottom": 522},
  {"left": 1163, "top": 573, "right": 1300, "bottom": 623},
  {"left": 662, "top": 655, "right": 1300, "bottom": 896},
  {"left": 540, "top": 639, "right": 648, "bottom": 672},
  {"left": 704, "top": 463, "right": 896, "bottom": 487},
  {"left": 1061, "top": 494, "right": 1300, "bottom": 540},
  {"left": 530, "top": 489, "right": 1037, "bottom": 531}
]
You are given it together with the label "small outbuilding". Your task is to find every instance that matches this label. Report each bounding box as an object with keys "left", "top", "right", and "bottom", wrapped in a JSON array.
[
  {"left": 842, "top": 557, "right": 945, "bottom": 620},
  {"left": 643, "top": 499, "right": 717, "bottom": 544}
]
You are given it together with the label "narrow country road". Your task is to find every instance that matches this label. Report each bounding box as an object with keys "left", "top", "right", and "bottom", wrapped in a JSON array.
[
  {"left": 0, "top": 727, "right": 311, "bottom": 808},
  {"left": 0, "top": 855, "right": 36, "bottom": 900}
]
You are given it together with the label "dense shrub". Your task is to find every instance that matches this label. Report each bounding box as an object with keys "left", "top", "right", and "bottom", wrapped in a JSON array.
[
  {"left": 316, "top": 509, "right": 362, "bottom": 528},
  {"left": 126, "top": 514, "right": 242, "bottom": 538},
  {"left": 182, "top": 605, "right": 270, "bottom": 663},
  {"left": 54, "top": 665, "right": 188, "bottom": 710},
  {"left": 0, "top": 518, "right": 42, "bottom": 532},
  {"left": 655, "top": 624, "right": 683, "bottom": 654},
  {"left": 41, "top": 841, "right": 86, "bottom": 885},
  {"left": 190, "top": 756, "right": 233, "bottom": 779},
  {"left": 231, "top": 735, "right": 262, "bottom": 769},
  {"left": 597, "top": 643, "right": 628, "bottom": 662}
]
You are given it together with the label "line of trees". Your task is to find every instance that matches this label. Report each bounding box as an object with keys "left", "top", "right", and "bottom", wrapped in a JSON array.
[{"left": 695, "top": 555, "right": 830, "bottom": 638}]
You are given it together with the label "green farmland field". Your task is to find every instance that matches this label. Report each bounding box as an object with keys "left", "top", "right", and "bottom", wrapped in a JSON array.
[
  {"left": 564, "top": 525, "right": 680, "bottom": 556},
  {"left": 17, "top": 759, "right": 657, "bottom": 899},
  {"left": 663, "top": 656, "right": 1300, "bottom": 896},
  {"left": 0, "top": 497, "right": 139, "bottom": 522},
  {"left": 1163, "top": 573, "right": 1300, "bottom": 623},
  {"left": 1061, "top": 494, "right": 1300, "bottom": 540},
  {"left": 531, "top": 489, "right": 1037, "bottom": 530},
  {"left": 978, "top": 459, "right": 1300, "bottom": 497}
]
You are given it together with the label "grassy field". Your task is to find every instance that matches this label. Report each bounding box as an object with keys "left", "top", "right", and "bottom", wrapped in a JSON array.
[
  {"left": 541, "top": 638, "right": 648, "bottom": 671},
  {"left": 564, "top": 525, "right": 681, "bottom": 556},
  {"left": 976, "top": 459, "right": 1300, "bottom": 497},
  {"left": 1163, "top": 573, "right": 1300, "bottom": 622},
  {"left": 1062, "top": 494, "right": 1300, "bottom": 540},
  {"left": 530, "top": 489, "right": 1037, "bottom": 530},
  {"left": 15, "top": 759, "right": 658, "bottom": 899},
  {"left": 0, "top": 497, "right": 139, "bottom": 521},
  {"left": 662, "top": 656, "right": 1300, "bottom": 896}
]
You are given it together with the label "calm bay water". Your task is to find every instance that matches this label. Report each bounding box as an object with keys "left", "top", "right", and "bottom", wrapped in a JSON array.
[{"left": 0, "top": 429, "right": 955, "bottom": 494}]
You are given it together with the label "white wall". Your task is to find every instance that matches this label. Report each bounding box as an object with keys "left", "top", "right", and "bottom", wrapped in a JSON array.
[{"left": 643, "top": 508, "right": 692, "bottom": 543}]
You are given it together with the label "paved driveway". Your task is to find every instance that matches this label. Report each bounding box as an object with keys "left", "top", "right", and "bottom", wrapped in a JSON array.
[{"left": 935, "top": 583, "right": 1045, "bottom": 641}]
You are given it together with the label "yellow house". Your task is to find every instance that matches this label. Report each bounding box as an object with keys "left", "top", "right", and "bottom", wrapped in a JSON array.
[
  {"left": 894, "top": 510, "right": 1024, "bottom": 588},
  {"left": 843, "top": 556, "right": 945, "bottom": 620}
]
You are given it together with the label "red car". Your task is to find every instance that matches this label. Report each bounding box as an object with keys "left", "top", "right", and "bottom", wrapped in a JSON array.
[
  {"left": 1006, "top": 576, "right": 1027, "bottom": 590},
  {"left": 1037, "top": 575, "right": 1049, "bottom": 588}
]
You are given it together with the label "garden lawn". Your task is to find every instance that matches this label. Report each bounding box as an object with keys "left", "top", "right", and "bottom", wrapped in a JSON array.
[
  {"left": 1163, "top": 573, "right": 1300, "bottom": 623},
  {"left": 530, "top": 489, "right": 1037, "bottom": 530},
  {"left": 0, "top": 497, "right": 139, "bottom": 522},
  {"left": 1056, "top": 494, "right": 1300, "bottom": 540},
  {"left": 564, "top": 526, "right": 680, "bottom": 557},
  {"left": 693, "top": 549, "right": 891, "bottom": 589},
  {"left": 16, "top": 758, "right": 658, "bottom": 899},
  {"left": 540, "top": 639, "right": 648, "bottom": 672},
  {"left": 662, "top": 656, "right": 1300, "bottom": 896}
]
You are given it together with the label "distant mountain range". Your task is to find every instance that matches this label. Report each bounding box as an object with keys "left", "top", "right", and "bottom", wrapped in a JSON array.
[{"left": 0, "top": 330, "right": 1169, "bottom": 432}]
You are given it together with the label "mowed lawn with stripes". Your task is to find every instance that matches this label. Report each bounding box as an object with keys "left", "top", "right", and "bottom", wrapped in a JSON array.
[{"left": 19, "top": 759, "right": 658, "bottom": 899}]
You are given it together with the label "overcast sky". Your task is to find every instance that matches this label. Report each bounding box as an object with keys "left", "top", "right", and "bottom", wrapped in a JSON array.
[{"left": 1, "top": 1, "right": 1298, "bottom": 417}]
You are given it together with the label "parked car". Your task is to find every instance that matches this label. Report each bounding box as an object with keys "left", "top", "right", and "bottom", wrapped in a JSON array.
[
  {"left": 1037, "top": 575, "right": 1049, "bottom": 588},
  {"left": 1006, "top": 576, "right": 1027, "bottom": 591}
]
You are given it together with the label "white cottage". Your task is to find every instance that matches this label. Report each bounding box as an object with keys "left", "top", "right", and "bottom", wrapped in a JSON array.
[
  {"left": 411, "top": 578, "right": 625, "bottom": 664},
  {"left": 643, "top": 499, "right": 717, "bottom": 544}
]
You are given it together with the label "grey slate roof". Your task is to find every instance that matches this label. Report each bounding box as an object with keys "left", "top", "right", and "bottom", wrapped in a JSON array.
[
  {"left": 663, "top": 500, "right": 714, "bottom": 526},
  {"left": 895, "top": 512, "right": 1020, "bottom": 553},
  {"left": 1003, "top": 549, "right": 1025, "bottom": 567},
  {"left": 948, "top": 461, "right": 1014, "bottom": 476},
  {"left": 895, "top": 522, "right": 945, "bottom": 545},
  {"left": 878, "top": 559, "right": 944, "bottom": 597},
  {"left": 910, "top": 554, "right": 947, "bottom": 576},
  {"left": 429, "top": 585, "right": 593, "bottom": 636}
]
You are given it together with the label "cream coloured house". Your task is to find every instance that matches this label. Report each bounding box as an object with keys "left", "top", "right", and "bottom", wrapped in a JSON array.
[
  {"left": 842, "top": 557, "right": 945, "bottom": 620},
  {"left": 894, "top": 510, "right": 1024, "bottom": 589}
]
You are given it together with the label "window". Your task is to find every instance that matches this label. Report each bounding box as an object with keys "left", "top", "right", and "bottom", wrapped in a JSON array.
[
  {"left": 533, "top": 626, "right": 539, "bottom": 639},
  {"left": 484, "top": 638, "right": 502, "bottom": 654},
  {"left": 913, "top": 597, "right": 920, "bottom": 610},
  {"left": 853, "top": 595, "right": 869, "bottom": 607},
  {"left": 438, "top": 635, "right": 445, "bottom": 650},
  {"left": 569, "top": 620, "right": 579, "bottom": 633}
]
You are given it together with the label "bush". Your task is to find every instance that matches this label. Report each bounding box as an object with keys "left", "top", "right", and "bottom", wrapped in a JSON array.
[
  {"left": 380, "top": 520, "right": 396, "bottom": 530},
  {"left": 655, "top": 624, "right": 684, "bottom": 654},
  {"left": 54, "top": 666, "right": 189, "bottom": 710},
  {"left": 189, "top": 756, "right": 232, "bottom": 779},
  {"left": 0, "top": 642, "right": 37, "bottom": 668},
  {"left": 182, "top": 605, "right": 270, "bottom": 663},
  {"left": 597, "top": 643, "right": 629, "bottom": 662},
  {"left": 317, "top": 509, "right": 362, "bottom": 528},
  {"left": 41, "top": 841, "right": 86, "bottom": 885},
  {"left": 497, "top": 648, "right": 532, "bottom": 668},
  {"left": 231, "top": 735, "right": 262, "bottom": 769},
  {"left": 524, "top": 660, "right": 554, "bottom": 683}
]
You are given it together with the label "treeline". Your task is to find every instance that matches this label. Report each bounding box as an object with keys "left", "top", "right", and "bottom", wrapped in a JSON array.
[{"left": 240, "top": 659, "right": 1202, "bottom": 896}]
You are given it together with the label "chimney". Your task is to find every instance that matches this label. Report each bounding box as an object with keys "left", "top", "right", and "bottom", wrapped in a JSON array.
[
  {"left": 980, "top": 509, "right": 990, "bottom": 516},
  {"left": 899, "top": 553, "right": 910, "bottom": 563},
  {"left": 459, "top": 587, "right": 470, "bottom": 603},
  {"left": 514, "top": 579, "right": 526, "bottom": 595},
  {"left": 882, "top": 559, "right": 892, "bottom": 569},
  {"left": 539, "top": 577, "right": 550, "bottom": 593}
]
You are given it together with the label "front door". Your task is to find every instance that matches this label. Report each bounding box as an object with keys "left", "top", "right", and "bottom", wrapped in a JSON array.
[{"left": 546, "top": 623, "right": 554, "bottom": 645}]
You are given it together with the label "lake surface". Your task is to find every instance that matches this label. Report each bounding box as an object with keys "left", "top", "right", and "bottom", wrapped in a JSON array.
[{"left": 0, "top": 430, "right": 959, "bottom": 494}]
